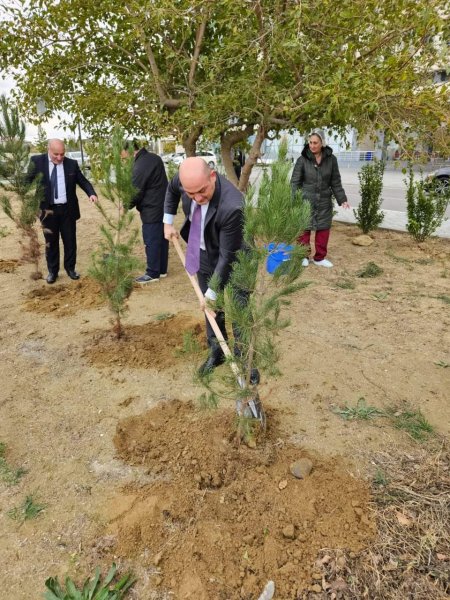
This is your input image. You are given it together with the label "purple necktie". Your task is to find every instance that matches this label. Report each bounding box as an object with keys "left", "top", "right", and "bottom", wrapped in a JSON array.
[{"left": 185, "top": 202, "right": 202, "bottom": 275}]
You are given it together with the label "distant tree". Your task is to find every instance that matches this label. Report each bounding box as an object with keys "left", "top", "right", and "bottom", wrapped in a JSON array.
[
  {"left": 0, "top": 95, "right": 43, "bottom": 279},
  {"left": 88, "top": 128, "right": 142, "bottom": 339},
  {"left": 34, "top": 125, "right": 47, "bottom": 153}
]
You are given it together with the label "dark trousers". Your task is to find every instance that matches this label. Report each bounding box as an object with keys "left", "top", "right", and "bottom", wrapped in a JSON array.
[
  {"left": 196, "top": 249, "right": 248, "bottom": 351},
  {"left": 142, "top": 222, "right": 169, "bottom": 279},
  {"left": 197, "top": 250, "right": 227, "bottom": 345},
  {"left": 298, "top": 229, "right": 330, "bottom": 261},
  {"left": 41, "top": 204, "right": 77, "bottom": 274}
]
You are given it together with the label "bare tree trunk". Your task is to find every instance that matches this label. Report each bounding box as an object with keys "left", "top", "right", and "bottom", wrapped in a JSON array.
[
  {"left": 239, "top": 125, "right": 266, "bottom": 192},
  {"left": 220, "top": 125, "right": 255, "bottom": 187},
  {"left": 182, "top": 126, "right": 203, "bottom": 157}
]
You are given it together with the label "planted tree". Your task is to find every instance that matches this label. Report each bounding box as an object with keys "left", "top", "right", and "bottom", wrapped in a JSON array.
[
  {"left": 88, "top": 129, "right": 142, "bottom": 339},
  {"left": 200, "top": 140, "right": 310, "bottom": 440},
  {"left": 405, "top": 165, "right": 450, "bottom": 242},
  {"left": 0, "top": 95, "right": 43, "bottom": 279},
  {"left": 354, "top": 161, "right": 385, "bottom": 233}
]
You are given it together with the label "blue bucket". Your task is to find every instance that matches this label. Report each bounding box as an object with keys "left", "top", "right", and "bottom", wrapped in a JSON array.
[{"left": 266, "top": 243, "right": 293, "bottom": 274}]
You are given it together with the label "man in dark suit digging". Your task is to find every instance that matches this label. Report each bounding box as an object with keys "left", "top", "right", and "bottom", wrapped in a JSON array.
[
  {"left": 26, "top": 138, "right": 98, "bottom": 283},
  {"left": 164, "top": 157, "right": 258, "bottom": 383}
]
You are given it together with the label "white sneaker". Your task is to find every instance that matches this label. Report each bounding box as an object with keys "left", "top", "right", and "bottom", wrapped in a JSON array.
[
  {"left": 313, "top": 259, "right": 333, "bottom": 268},
  {"left": 301, "top": 258, "right": 309, "bottom": 267}
]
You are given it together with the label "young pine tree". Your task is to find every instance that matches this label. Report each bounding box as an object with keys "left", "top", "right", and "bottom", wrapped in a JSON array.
[
  {"left": 0, "top": 95, "right": 43, "bottom": 279},
  {"left": 88, "top": 128, "right": 142, "bottom": 339},
  {"left": 354, "top": 160, "right": 385, "bottom": 233},
  {"left": 201, "top": 138, "right": 311, "bottom": 438},
  {"left": 405, "top": 164, "right": 450, "bottom": 242}
]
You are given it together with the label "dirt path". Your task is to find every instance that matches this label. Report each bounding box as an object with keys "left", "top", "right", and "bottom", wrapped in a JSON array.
[{"left": 0, "top": 201, "right": 449, "bottom": 599}]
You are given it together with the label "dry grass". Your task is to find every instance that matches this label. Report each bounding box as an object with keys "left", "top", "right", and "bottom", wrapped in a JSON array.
[{"left": 307, "top": 444, "right": 449, "bottom": 599}]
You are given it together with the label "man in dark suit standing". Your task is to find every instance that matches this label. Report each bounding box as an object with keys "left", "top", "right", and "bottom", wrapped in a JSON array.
[
  {"left": 122, "top": 141, "right": 168, "bottom": 283},
  {"left": 164, "top": 157, "right": 246, "bottom": 374},
  {"left": 26, "top": 138, "right": 98, "bottom": 283}
]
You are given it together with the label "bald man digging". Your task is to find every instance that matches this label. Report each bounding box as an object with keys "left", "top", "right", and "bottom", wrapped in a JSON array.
[
  {"left": 164, "top": 157, "right": 259, "bottom": 382},
  {"left": 26, "top": 139, "right": 98, "bottom": 283}
]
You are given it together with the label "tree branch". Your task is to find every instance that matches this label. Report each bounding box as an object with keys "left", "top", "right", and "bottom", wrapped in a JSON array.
[{"left": 188, "top": 10, "right": 209, "bottom": 88}]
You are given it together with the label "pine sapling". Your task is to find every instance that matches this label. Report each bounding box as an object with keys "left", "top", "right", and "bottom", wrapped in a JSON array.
[
  {"left": 88, "top": 128, "right": 142, "bottom": 339},
  {"left": 200, "top": 138, "right": 311, "bottom": 440},
  {"left": 0, "top": 95, "right": 43, "bottom": 279},
  {"left": 354, "top": 160, "right": 385, "bottom": 233}
]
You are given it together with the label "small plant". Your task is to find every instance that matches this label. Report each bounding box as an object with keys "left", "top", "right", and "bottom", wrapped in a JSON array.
[
  {"left": 373, "top": 468, "right": 388, "bottom": 486},
  {"left": 0, "top": 224, "right": 9, "bottom": 237},
  {"left": 154, "top": 312, "right": 173, "bottom": 321},
  {"left": 89, "top": 128, "right": 142, "bottom": 339},
  {"left": 354, "top": 160, "right": 385, "bottom": 233},
  {"left": 356, "top": 262, "right": 383, "bottom": 278},
  {"left": 434, "top": 360, "right": 449, "bottom": 368},
  {"left": 8, "top": 494, "right": 45, "bottom": 521},
  {"left": 334, "top": 397, "right": 385, "bottom": 421},
  {"left": 371, "top": 291, "right": 389, "bottom": 302},
  {"left": 175, "top": 330, "right": 202, "bottom": 356},
  {"left": 335, "top": 279, "right": 355, "bottom": 290},
  {"left": 435, "top": 294, "right": 450, "bottom": 305},
  {"left": 44, "top": 563, "right": 135, "bottom": 600},
  {"left": 0, "top": 95, "right": 43, "bottom": 279},
  {"left": 387, "top": 407, "right": 434, "bottom": 441},
  {"left": 0, "top": 442, "right": 27, "bottom": 485},
  {"left": 405, "top": 164, "right": 450, "bottom": 242}
]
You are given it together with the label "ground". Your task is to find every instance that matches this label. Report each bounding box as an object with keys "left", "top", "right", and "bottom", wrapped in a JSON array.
[{"left": 0, "top": 199, "right": 449, "bottom": 599}]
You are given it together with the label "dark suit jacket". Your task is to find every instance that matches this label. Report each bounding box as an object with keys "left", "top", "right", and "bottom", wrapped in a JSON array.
[
  {"left": 164, "top": 173, "right": 244, "bottom": 287},
  {"left": 130, "top": 148, "right": 168, "bottom": 223},
  {"left": 26, "top": 154, "right": 96, "bottom": 221}
]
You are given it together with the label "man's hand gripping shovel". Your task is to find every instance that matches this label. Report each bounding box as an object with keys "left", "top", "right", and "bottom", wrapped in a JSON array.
[{"left": 171, "top": 236, "right": 265, "bottom": 429}]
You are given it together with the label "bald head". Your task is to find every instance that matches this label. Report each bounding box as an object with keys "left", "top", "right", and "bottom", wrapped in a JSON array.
[
  {"left": 48, "top": 139, "right": 65, "bottom": 164},
  {"left": 179, "top": 157, "right": 216, "bottom": 204}
]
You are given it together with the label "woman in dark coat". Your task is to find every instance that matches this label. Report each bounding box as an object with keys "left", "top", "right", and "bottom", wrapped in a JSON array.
[{"left": 290, "top": 130, "right": 350, "bottom": 267}]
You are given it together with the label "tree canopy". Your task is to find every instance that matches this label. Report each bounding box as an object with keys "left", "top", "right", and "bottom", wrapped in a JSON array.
[{"left": 1, "top": 0, "right": 448, "bottom": 186}]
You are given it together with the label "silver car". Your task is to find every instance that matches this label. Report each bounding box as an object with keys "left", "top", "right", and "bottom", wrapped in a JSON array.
[
  {"left": 67, "top": 151, "right": 90, "bottom": 169},
  {"left": 427, "top": 166, "right": 450, "bottom": 193}
]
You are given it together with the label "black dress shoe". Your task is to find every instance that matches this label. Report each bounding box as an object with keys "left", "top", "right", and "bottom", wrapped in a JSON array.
[
  {"left": 250, "top": 368, "right": 260, "bottom": 385},
  {"left": 66, "top": 270, "right": 80, "bottom": 280},
  {"left": 46, "top": 273, "right": 57, "bottom": 284},
  {"left": 198, "top": 350, "right": 225, "bottom": 376}
]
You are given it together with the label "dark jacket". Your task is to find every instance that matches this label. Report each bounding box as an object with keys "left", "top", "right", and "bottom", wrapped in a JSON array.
[
  {"left": 164, "top": 173, "right": 244, "bottom": 288},
  {"left": 290, "top": 145, "right": 347, "bottom": 230},
  {"left": 26, "top": 154, "right": 96, "bottom": 221},
  {"left": 130, "top": 148, "right": 168, "bottom": 223}
]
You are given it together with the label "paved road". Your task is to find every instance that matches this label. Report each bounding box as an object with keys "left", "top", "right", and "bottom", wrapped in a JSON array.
[{"left": 250, "top": 163, "right": 450, "bottom": 238}]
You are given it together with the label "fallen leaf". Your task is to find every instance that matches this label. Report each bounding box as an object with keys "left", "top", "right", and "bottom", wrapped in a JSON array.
[
  {"left": 395, "top": 511, "right": 412, "bottom": 527},
  {"left": 436, "top": 553, "right": 449, "bottom": 561}
]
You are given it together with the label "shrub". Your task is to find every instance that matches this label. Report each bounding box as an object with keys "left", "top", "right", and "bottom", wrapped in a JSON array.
[
  {"left": 406, "top": 164, "right": 450, "bottom": 242},
  {"left": 354, "top": 160, "right": 385, "bottom": 233}
]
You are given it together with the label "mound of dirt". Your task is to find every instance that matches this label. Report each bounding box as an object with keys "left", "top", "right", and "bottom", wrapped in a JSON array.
[
  {"left": 0, "top": 258, "right": 19, "bottom": 273},
  {"left": 84, "top": 313, "right": 206, "bottom": 370},
  {"left": 23, "top": 277, "right": 104, "bottom": 315},
  {"left": 110, "top": 400, "right": 375, "bottom": 599}
]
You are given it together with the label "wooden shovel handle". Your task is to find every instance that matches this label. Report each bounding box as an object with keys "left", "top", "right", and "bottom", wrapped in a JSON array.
[{"left": 171, "top": 236, "right": 242, "bottom": 378}]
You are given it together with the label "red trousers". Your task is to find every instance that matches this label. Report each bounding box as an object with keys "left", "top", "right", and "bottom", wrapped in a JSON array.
[{"left": 298, "top": 229, "right": 330, "bottom": 261}]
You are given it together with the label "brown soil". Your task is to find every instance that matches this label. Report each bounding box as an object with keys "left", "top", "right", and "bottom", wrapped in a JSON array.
[
  {"left": 23, "top": 276, "right": 105, "bottom": 316},
  {"left": 110, "top": 400, "right": 374, "bottom": 599},
  {"left": 0, "top": 258, "right": 19, "bottom": 272},
  {"left": 83, "top": 313, "right": 206, "bottom": 370},
  {"left": 0, "top": 198, "right": 449, "bottom": 599}
]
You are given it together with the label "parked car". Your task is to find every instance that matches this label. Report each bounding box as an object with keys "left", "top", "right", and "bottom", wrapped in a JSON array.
[
  {"left": 161, "top": 151, "right": 185, "bottom": 164},
  {"left": 426, "top": 166, "right": 450, "bottom": 194},
  {"left": 67, "top": 151, "right": 90, "bottom": 169},
  {"left": 164, "top": 150, "right": 217, "bottom": 168}
]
